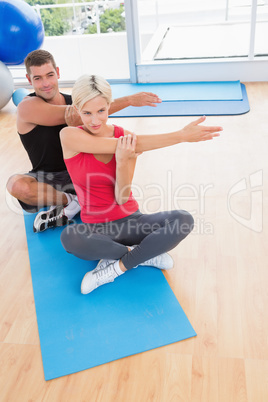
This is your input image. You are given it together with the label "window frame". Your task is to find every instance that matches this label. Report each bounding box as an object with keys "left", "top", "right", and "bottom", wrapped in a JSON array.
[{"left": 125, "top": 0, "right": 268, "bottom": 83}]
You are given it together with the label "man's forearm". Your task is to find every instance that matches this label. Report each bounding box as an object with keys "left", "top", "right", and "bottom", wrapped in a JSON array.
[{"left": 109, "top": 97, "right": 131, "bottom": 115}]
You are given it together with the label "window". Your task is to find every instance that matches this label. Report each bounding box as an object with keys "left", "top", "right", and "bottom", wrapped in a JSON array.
[
  {"left": 12, "top": 1, "right": 130, "bottom": 85},
  {"left": 127, "top": 0, "right": 268, "bottom": 82}
]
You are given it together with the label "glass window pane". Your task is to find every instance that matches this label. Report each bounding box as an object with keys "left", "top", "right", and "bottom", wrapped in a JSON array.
[
  {"left": 137, "top": 0, "right": 266, "bottom": 61},
  {"left": 17, "top": 1, "right": 129, "bottom": 82},
  {"left": 255, "top": 0, "right": 268, "bottom": 56}
]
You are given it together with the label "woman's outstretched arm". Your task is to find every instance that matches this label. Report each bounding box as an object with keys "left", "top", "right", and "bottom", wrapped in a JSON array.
[
  {"left": 135, "top": 116, "right": 222, "bottom": 152},
  {"left": 60, "top": 116, "right": 223, "bottom": 158}
]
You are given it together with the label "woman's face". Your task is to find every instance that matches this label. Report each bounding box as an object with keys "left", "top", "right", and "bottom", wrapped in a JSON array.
[{"left": 79, "top": 95, "right": 109, "bottom": 134}]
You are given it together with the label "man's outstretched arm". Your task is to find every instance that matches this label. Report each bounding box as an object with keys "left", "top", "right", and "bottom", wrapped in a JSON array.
[{"left": 109, "top": 92, "right": 162, "bottom": 115}]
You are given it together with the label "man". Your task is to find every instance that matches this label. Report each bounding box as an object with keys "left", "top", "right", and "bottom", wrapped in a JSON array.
[{"left": 6, "top": 50, "right": 161, "bottom": 232}]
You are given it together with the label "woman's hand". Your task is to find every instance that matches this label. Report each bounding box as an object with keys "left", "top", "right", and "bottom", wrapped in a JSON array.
[
  {"left": 180, "top": 116, "right": 223, "bottom": 142},
  {"left": 115, "top": 133, "right": 142, "bottom": 165}
]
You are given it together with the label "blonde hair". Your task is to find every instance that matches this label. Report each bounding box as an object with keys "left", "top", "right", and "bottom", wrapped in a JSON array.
[{"left": 72, "top": 74, "right": 112, "bottom": 110}]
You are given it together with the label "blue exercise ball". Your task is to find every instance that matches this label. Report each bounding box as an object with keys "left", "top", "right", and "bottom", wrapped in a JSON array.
[
  {"left": 0, "top": 61, "right": 14, "bottom": 110},
  {"left": 12, "top": 88, "right": 29, "bottom": 106},
  {"left": 0, "top": 0, "right": 44, "bottom": 65}
]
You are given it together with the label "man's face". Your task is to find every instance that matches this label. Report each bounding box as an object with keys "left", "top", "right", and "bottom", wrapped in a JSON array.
[{"left": 26, "top": 62, "right": 60, "bottom": 102}]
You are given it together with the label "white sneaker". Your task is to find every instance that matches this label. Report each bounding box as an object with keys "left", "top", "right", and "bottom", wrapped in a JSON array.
[
  {"left": 95, "top": 259, "right": 116, "bottom": 271},
  {"left": 128, "top": 246, "right": 174, "bottom": 270},
  {"left": 93, "top": 251, "right": 174, "bottom": 276},
  {"left": 81, "top": 261, "right": 123, "bottom": 294},
  {"left": 140, "top": 252, "right": 174, "bottom": 270}
]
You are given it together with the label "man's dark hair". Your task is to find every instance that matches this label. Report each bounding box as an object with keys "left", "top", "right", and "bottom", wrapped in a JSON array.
[{"left": 24, "top": 50, "right": 57, "bottom": 75}]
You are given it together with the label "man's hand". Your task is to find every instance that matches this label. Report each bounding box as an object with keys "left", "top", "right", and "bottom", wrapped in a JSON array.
[
  {"left": 128, "top": 92, "right": 162, "bottom": 107},
  {"left": 64, "top": 105, "right": 83, "bottom": 127},
  {"left": 109, "top": 92, "right": 162, "bottom": 114}
]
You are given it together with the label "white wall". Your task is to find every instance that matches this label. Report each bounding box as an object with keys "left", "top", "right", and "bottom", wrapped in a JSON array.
[
  {"left": 44, "top": 32, "right": 130, "bottom": 82},
  {"left": 136, "top": 59, "right": 268, "bottom": 83}
]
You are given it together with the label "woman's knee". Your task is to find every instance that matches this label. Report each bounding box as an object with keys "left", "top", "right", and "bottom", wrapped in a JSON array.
[
  {"left": 181, "top": 210, "right": 194, "bottom": 231},
  {"left": 172, "top": 210, "right": 194, "bottom": 236},
  {"left": 61, "top": 223, "right": 86, "bottom": 253}
]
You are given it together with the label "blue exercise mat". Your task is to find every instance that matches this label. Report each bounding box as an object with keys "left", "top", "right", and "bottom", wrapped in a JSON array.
[
  {"left": 110, "top": 81, "right": 242, "bottom": 101},
  {"left": 109, "top": 83, "right": 249, "bottom": 117},
  {"left": 24, "top": 213, "right": 196, "bottom": 380}
]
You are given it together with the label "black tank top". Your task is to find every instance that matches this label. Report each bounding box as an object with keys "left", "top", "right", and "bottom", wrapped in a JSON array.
[{"left": 19, "top": 93, "right": 72, "bottom": 173}]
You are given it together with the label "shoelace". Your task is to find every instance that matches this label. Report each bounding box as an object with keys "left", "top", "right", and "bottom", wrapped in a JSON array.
[
  {"left": 93, "top": 264, "right": 116, "bottom": 285},
  {"left": 47, "top": 209, "right": 65, "bottom": 226},
  {"left": 96, "top": 259, "right": 116, "bottom": 271}
]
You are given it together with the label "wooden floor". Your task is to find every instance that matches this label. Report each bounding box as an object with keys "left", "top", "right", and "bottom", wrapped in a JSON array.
[{"left": 0, "top": 83, "right": 268, "bottom": 401}]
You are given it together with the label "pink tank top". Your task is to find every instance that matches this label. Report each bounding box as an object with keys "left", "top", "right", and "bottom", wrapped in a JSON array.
[{"left": 64, "top": 125, "right": 139, "bottom": 223}]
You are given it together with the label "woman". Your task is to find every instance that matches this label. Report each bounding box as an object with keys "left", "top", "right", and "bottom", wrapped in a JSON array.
[{"left": 60, "top": 75, "right": 222, "bottom": 295}]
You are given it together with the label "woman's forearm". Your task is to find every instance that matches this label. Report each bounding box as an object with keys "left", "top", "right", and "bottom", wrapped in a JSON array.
[
  {"left": 136, "top": 131, "right": 180, "bottom": 153},
  {"left": 135, "top": 117, "right": 223, "bottom": 153},
  {"left": 115, "top": 160, "right": 136, "bottom": 205}
]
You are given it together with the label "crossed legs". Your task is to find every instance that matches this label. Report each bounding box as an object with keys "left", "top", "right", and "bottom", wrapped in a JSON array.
[
  {"left": 61, "top": 210, "right": 194, "bottom": 294},
  {"left": 6, "top": 174, "right": 69, "bottom": 210}
]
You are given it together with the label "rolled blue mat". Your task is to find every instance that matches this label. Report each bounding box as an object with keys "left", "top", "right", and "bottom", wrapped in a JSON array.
[
  {"left": 110, "top": 81, "right": 243, "bottom": 102},
  {"left": 109, "top": 83, "right": 249, "bottom": 117}
]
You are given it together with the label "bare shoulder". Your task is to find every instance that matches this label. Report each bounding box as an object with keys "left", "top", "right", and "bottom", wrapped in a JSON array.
[
  {"left": 18, "top": 95, "right": 67, "bottom": 128},
  {"left": 18, "top": 95, "right": 43, "bottom": 113},
  {"left": 17, "top": 96, "right": 50, "bottom": 125},
  {"left": 60, "top": 126, "right": 85, "bottom": 145},
  {"left": 17, "top": 96, "right": 42, "bottom": 133},
  {"left": 60, "top": 126, "right": 82, "bottom": 137},
  {"left": 17, "top": 96, "right": 36, "bottom": 117}
]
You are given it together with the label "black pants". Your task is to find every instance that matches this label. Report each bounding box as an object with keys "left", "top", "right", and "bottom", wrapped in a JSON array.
[{"left": 61, "top": 210, "right": 194, "bottom": 270}]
